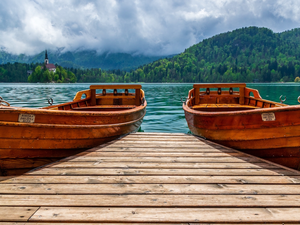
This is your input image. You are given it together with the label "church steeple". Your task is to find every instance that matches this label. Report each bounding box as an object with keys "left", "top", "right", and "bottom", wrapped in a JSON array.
[{"left": 44, "top": 50, "right": 49, "bottom": 64}]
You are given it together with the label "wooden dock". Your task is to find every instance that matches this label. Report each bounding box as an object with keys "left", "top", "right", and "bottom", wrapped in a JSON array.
[{"left": 1, "top": 132, "right": 300, "bottom": 224}]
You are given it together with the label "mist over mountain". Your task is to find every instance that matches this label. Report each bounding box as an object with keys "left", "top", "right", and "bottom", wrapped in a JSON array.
[{"left": 0, "top": 49, "right": 170, "bottom": 71}]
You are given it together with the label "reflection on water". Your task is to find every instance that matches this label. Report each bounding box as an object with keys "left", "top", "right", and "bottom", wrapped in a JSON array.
[{"left": 0, "top": 83, "right": 299, "bottom": 133}]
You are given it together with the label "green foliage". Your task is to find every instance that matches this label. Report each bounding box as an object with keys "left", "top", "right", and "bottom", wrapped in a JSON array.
[
  {"left": 0, "top": 62, "right": 38, "bottom": 82},
  {"left": 123, "top": 27, "right": 300, "bottom": 83},
  {"left": 27, "top": 65, "right": 76, "bottom": 83},
  {"left": 295, "top": 77, "right": 300, "bottom": 82}
]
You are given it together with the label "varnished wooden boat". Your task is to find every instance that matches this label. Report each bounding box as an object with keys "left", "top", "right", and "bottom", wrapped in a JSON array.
[
  {"left": 0, "top": 85, "right": 146, "bottom": 175},
  {"left": 183, "top": 83, "right": 300, "bottom": 170}
]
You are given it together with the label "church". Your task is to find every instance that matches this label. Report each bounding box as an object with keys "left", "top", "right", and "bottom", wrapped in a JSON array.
[{"left": 44, "top": 50, "right": 56, "bottom": 73}]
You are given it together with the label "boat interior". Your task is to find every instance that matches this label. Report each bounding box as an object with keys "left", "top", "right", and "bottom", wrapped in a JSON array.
[
  {"left": 186, "top": 83, "right": 286, "bottom": 112},
  {"left": 43, "top": 85, "right": 145, "bottom": 111}
]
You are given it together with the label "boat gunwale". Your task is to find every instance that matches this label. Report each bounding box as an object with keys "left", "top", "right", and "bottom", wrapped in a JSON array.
[
  {"left": 183, "top": 102, "right": 300, "bottom": 117},
  {"left": 0, "top": 100, "right": 147, "bottom": 117},
  {"left": 0, "top": 109, "right": 146, "bottom": 129}
]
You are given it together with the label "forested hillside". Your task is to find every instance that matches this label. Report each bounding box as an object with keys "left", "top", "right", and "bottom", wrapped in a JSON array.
[
  {"left": 0, "top": 62, "right": 38, "bottom": 82},
  {"left": 124, "top": 27, "right": 300, "bottom": 82},
  {"left": 2, "top": 27, "right": 300, "bottom": 83}
]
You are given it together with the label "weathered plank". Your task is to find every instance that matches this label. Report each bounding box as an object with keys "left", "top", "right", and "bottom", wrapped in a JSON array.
[
  {"left": 28, "top": 168, "right": 296, "bottom": 176},
  {"left": 0, "top": 223, "right": 189, "bottom": 225},
  {"left": 0, "top": 207, "right": 38, "bottom": 222},
  {"left": 76, "top": 152, "right": 247, "bottom": 157},
  {"left": 29, "top": 207, "right": 300, "bottom": 222},
  {"left": 1, "top": 183, "right": 300, "bottom": 195},
  {"left": 64, "top": 156, "right": 262, "bottom": 163},
  {"left": 1, "top": 194, "right": 300, "bottom": 207},
  {"left": 110, "top": 141, "right": 211, "bottom": 144},
  {"left": 1, "top": 175, "right": 299, "bottom": 184},
  {"left": 107, "top": 144, "right": 216, "bottom": 148},
  {"left": 49, "top": 162, "right": 279, "bottom": 169},
  {"left": 85, "top": 147, "right": 230, "bottom": 152}
]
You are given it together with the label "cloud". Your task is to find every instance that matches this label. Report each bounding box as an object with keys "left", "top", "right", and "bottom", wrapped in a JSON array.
[{"left": 0, "top": 0, "right": 300, "bottom": 55}]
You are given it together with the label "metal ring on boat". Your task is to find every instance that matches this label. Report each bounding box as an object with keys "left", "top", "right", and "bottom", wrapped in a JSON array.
[
  {"left": 217, "top": 88, "right": 222, "bottom": 95},
  {"left": 114, "top": 89, "right": 117, "bottom": 96},
  {"left": 206, "top": 88, "right": 210, "bottom": 95},
  {"left": 125, "top": 89, "right": 129, "bottom": 96},
  {"left": 279, "top": 95, "right": 286, "bottom": 103},
  {"left": 298, "top": 96, "right": 300, "bottom": 103},
  {"left": 0, "top": 96, "right": 10, "bottom": 106},
  {"left": 229, "top": 88, "right": 233, "bottom": 95},
  {"left": 102, "top": 89, "right": 106, "bottom": 96}
]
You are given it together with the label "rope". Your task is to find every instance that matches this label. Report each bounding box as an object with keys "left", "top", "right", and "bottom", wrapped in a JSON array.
[{"left": 0, "top": 96, "right": 10, "bottom": 106}]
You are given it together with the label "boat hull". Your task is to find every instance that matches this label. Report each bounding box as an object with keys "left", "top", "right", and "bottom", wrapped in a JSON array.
[
  {"left": 0, "top": 106, "right": 146, "bottom": 175},
  {"left": 184, "top": 105, "right": 300, "bottom": 170}
]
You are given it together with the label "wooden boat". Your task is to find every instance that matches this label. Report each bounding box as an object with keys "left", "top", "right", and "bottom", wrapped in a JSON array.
[
  {"left": 183, "top": 83, "right": 300, "bottom": 170},
  {"left": 0, "top": 85, "right": 146, "bottom": 176}
]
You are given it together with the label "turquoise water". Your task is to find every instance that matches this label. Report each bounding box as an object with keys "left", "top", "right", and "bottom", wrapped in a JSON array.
[{"left": 0, "top": 83, "right": 299, "bottom": 133}]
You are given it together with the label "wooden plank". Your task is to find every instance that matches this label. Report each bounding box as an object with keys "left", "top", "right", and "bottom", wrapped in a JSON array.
[
  {"left": 2, "top": 183, "right": 300, "bottom": 195},
  {"left": 110, "top": 141, "right": 211, "bottom": 144},
  {"left": 0, "top": 223, "right": 188, "bottom": 225},
  {"left": 64, "top": 156, "right": 262, "bottom": 163},
  {"left": 85, "top": 148, "right": 235, "bottom": 153},
  {"left": 28, "top": 168, "right": 296, "bottom": 176},
  {"left": 2, "top": 175, "right": 299, "bottom": 184},
  {"left": 135, "top": 89, "right": 141, "bottom": 106},
  {"left": 49, "top": 162, "right": 279, "bottom": 169},
  {"left": 194, "top": 87, "right": 199, "bottom": 105},
  {"left": 2, "top": 194, "right": 300, "bottom": 207},
  {"left": 0, "top": 207, "right": 38, "bottom": 222},
  {"left": 29, "top": 207, "right": 300, "bottom": 222},
  {"left": 90, "top": 89, "right": 96, "bottom": 106},
  {"left": 239, "top": 86, "right": 245, "bottom": 105},
  {"left": 0, "top": 223, "right": 295, "bottom": 225},
  {"left": 107, "top": 145, "right": 224, "bottom": 149},
  {"left": 76, "top": 152, "right": 247, "bottom": 157}
]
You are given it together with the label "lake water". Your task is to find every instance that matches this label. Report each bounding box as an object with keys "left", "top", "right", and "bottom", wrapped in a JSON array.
[{"left": 0, "top": 83, "right": 300, "bottom": 133}]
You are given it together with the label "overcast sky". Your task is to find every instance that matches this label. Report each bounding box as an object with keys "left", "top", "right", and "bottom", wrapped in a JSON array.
[{"left": 0, "top": 0, "right": 300, "bottom": 56}]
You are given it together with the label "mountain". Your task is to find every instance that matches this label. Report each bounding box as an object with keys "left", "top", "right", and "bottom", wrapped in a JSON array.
[
  {"left": 0, "top": 49, "right": 170, "bottom": 71},
  {"left": 3, "top": 26, "right": 300, "bottom": 83},
  {"left": 123, "top": 26, "right": 300, "bottom": 83}
]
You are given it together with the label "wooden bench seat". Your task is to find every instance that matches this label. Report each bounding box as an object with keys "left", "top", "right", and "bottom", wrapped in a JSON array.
[
  {"left": 192, "top": 104, "right": 258, "bottom": 112},
  {"left": 71, "top": 105, "right": 136, "bottom": 111}
]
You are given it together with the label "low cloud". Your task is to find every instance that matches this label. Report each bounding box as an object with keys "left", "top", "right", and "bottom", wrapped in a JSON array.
[{"left": 0, "top": 0, "right": 300, "bottom": 55}]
